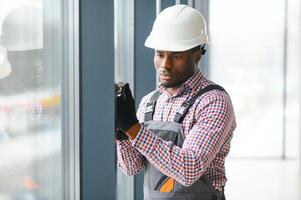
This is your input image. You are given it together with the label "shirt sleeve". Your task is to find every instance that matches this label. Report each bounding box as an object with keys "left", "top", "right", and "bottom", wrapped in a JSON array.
[
  {"left": 116, "top": 94, "right": 149, "bottom": 175},
  {"left": 131, "top": 92, "right": 235, "bottom": 186},
  {"left": 116, "top": 140, "right": 146, "bottom": 175}
]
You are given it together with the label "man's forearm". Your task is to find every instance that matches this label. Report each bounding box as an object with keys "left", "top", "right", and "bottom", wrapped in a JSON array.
[{"left": 126, "top": 123, "right": 141, "bottom": 140}]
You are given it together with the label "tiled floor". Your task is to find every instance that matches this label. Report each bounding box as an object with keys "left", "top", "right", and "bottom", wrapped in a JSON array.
[{"left": 224, "top": 159, "right": 301, "bottom": 200}]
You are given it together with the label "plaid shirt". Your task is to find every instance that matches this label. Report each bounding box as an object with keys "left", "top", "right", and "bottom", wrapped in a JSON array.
[{"left": 117, "top": 68, "right": 236, "bottom": 191}]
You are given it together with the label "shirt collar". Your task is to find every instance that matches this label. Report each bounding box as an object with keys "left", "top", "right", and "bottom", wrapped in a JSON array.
[{"left": 158, "top": 68, "right": 204, "bottom": 97}]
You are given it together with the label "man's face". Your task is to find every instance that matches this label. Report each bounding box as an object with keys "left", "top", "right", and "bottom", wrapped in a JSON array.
[
  {"left": 154, "top": 49, "right": 200, "bottom": 88},
  {"left": 1, "top": 49, "right": 44, "bottom": 94}
]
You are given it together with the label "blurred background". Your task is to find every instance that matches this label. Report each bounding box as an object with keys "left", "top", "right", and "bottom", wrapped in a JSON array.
[
  {"left": 209, "top": 0, "right": 301, "bottom": 199},
  {"left": 0, "top": 0, "right": 300, "bottom": 200}
]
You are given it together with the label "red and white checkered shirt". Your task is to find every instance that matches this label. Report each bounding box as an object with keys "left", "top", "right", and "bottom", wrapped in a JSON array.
[{"left": 116, "top": 68, "right": 236, "bottom": 191}]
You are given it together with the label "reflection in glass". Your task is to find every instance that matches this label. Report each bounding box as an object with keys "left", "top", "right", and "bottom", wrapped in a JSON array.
[{"left": 0, "top": 1, "right": 62, "bottom": 200}]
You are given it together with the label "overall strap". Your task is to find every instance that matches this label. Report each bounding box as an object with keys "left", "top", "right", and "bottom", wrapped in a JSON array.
[
  {"left": 144, "top": 90, "right": 161, "bottom": 122},
  {"left": 173, "top": 84, "right": 226, "bottom": 123}
]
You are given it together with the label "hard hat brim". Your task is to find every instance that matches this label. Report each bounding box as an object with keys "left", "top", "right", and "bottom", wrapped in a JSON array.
[{"left": 144, "top": 34, "right": 208, "bottom": 52}]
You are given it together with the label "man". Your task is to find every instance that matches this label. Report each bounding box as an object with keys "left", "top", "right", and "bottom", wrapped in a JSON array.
[
  {"left": 0, "top": 6, "right": 44, "bottom": 94},
  {"left": 116, "top": 4, "right": 236, "bottom": 200},
  {"left": 0, "top": 6, "right": 45, "bottom": 199}
]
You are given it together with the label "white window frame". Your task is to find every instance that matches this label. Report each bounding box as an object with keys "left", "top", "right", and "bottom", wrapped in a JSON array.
[{"left": 61, "top": 0, "right": 80, "bottom": 199}]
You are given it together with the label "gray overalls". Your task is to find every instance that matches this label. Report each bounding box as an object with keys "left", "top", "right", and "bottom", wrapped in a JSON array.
[{"left": 142, "top": 85, "right": 226, "bottom": 200}]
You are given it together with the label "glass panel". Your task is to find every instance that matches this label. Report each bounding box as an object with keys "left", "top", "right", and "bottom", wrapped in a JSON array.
[
  {"left": 0, "top": 0, "right": 62, "bottom": 199},
  {"left": 114, "top": 0, "right": 134, "bottom": 200},
  {"left": 209, "top": 0, "right": 285, "bottom": 157}
]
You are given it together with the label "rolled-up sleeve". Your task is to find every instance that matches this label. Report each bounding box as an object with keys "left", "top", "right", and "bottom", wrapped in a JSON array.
[
  {"left": 116, "top": 140, "right": 146, "bottom": 175},
  {"left": 116, "top": 95, "right": 150, "bottom": 175}
]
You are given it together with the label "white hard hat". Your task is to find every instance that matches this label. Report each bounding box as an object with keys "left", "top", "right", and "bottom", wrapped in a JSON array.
[
  {"left": 145, "top": 4, "right": 208, "bottom": 52},
  {"left": 0, "top": 6, "right": 43, "bottom": 51},
  {"left": 0, "top": 45, "right": 11, "bottom": 79}
]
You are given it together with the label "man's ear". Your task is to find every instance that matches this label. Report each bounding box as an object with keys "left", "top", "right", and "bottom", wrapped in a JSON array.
[{"left": 193, "top": 50, "right": 201, "bottom": 64}]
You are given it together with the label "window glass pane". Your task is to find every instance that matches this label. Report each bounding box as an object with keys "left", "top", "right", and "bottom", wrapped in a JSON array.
[
  {"left": 0, "top": 0, "right": 62, "bottom": 199},
  {"left": 209, "top": 0, "right": 285, "bottom": 157}
]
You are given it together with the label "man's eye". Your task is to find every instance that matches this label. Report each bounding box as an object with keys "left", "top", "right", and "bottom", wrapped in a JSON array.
[
  {"left": 156, "top": 53, "right": 164, "bottom": 58},
  {"left": 174, "top": 55, "right": 182, "bottom": 60}
]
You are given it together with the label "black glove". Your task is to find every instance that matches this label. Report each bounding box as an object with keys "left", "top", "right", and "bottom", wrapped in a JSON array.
[
  {"left": 115, "top": 83, "right": 138, "bottom": 133},
  {"left": 116, "top": 129, "right": 129, "bottom": 140}
]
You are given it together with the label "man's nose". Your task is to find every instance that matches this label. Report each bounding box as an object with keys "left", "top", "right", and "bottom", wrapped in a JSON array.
[{"left": 161, "top": 56, "right": 172, "bottom": 69}]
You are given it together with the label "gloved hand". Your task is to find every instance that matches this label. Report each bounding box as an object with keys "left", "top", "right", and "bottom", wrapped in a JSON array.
[
  {"left": 116, "top": 129, "right": 129, "bottom": 140},
  {"left": 115, "top": 83, "right": 138, "bottom": 133}
]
